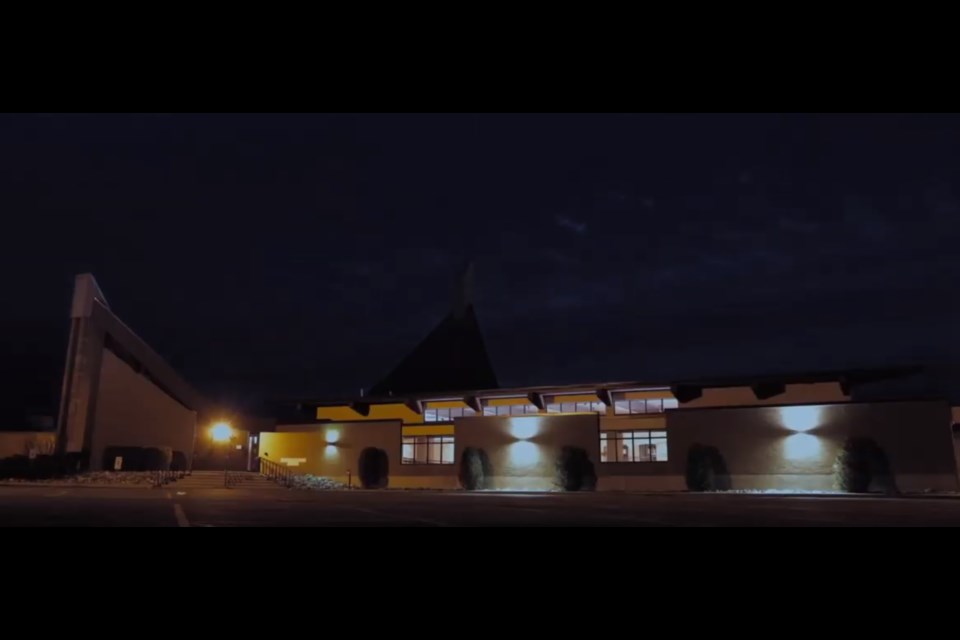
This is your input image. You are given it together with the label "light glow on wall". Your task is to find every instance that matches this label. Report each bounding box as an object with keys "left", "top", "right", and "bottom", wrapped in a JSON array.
[
  {"left": 325, "top": 429, "right": 340, "bottom": 444},
  {"left": 510, "top": 418, "right": 539, "bottom": 440},
  {"left": 779, "top": 406, "right": 822, "bottom": 432},
  {"left": 783, "top": 433, "right": 821, "bottom": 461},
  {"left": 324, "top": 444, "right": 338, "bottom": 457},
  {"left": 509, "top": 441, "right": 540, "bottom": 466}
]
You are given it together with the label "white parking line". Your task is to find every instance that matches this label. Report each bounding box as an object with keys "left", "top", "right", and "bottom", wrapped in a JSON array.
[{"left": 173, "top": 503, "right": 190, "bottom": 527}]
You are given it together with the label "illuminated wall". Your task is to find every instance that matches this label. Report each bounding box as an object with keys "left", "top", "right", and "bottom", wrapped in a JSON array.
[
  {"left": 453, "top": 414, "right": 599, "bottom": 490},
  {"left": 263, "top": 421, "right": 458, "bottom": 489},
  {"left": 665, "top": 400, "right": 956, "bottom": 492},
  {"left": 90, "top": 349, "right": 197, "bottom": 470},
  {"left": 0, "top": 432, "right": 56, "bottom": 459}
]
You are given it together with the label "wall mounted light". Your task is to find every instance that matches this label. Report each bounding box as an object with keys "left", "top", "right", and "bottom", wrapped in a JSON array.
[
  {"left": 509, "top": 441, "right": 540, "bottom": 466},
  {"left": 779, "top": 406, "right": 821, "bottom": 432},
  {"left": 783, "top": 433, "right": 821, "bottom": 461},
  {"left": 510, "top": 418, "right": 539, "bottom": 440}
]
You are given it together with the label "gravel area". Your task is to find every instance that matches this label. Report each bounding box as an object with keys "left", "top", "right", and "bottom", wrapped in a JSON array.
[{"left": 288, "top": 474, "right": 349, "bottom": 490}]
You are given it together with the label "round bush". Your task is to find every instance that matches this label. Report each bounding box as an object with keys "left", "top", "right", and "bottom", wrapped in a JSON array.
[
  {"left": 555, "top": 446, "right": 597, "bottom": 491},
  {"left": 685, "top": 444, "right": 730, "bottom": 491},
  {"left": 459, "top": 447, "right": 491, "bottom": 490},
  {"left": 834, "top": 437, "right": 896, "bottom": 494}
]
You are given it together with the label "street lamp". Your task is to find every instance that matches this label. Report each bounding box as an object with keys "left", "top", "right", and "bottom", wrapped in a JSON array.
[{"left": 210, "top": 422, "right": 234, "bottom": 487}]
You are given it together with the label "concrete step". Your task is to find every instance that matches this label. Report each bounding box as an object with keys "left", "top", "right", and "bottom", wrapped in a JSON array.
[{"left": 172, "top": 471, "right": 283, "bottom": 490}]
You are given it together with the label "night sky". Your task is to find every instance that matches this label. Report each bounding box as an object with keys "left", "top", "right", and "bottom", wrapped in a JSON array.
[{"left": 3, "top": 113, "right": 960, "bottom": 418}]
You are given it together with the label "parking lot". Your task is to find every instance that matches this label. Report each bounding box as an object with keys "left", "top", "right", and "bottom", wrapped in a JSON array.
[{"left": 3, "top": 485, "right": 960, "bottom": 526}]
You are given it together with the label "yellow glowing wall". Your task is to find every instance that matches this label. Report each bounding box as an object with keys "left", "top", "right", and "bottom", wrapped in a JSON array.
[
  {"left": 425, "top": 400, "right": 468, "bottom": 409},
  {"left": 547, "top": 393, "right": 600, "bottom": 403},
  {"left": 485, "top": 396, "right": 530, "bottom": 407}
]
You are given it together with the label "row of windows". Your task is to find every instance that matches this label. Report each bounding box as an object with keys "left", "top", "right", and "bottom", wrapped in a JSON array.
[
  {"left": 401, "top": 436, "right": 455, "bottom": 465},
  {"left": 399, "top": 431, "right": 668, "bottom": 465},
  {"left": 484, "top": 404, "right": 540, "bottom": 416},
  {"left": 423, "top": 399, "right": 677, "bottom": 421},
  {"left": 424, "top": 407, "right": 478, "bottom": 422},
  {"left": 424, "top": 405, "right": 542, "bottom": 421},
  {"left": 546, "top": 401, "right": 607, "bottom": 414},
  {"left": 600, "top": 431, "right": 668, "bottom": 463},
  {"left": 614, "top": 398, "right": 678, "bottom": 415}
]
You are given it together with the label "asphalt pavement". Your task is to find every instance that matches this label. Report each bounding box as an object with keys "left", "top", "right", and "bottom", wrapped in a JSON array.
[{"left": 3, "top": 485, "right": 960, "bottom": 526}]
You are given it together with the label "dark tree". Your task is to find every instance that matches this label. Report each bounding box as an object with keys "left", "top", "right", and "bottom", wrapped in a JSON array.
[
  {"left": 358, "top": 447, "right": 389, "bottom": 489},
  {"left": 555, "top": 446, "right": 597, "bottom": 491},
  {"left": 685, "top": 444, "right": 730, "bottom": 491},
  {"left": 834, "top": 437, "right": 897, "bottom": 494},
  {"left": 459, "top": 447, "right": 492, "bottom": 490}
]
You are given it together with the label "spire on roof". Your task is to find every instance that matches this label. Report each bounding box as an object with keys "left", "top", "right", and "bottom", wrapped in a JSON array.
[
  {"left": 369, "top": 261, "right": 498, "bottom": 396},
  {"left": 452, "top": 260, "right": 475, "bottom": 319}
]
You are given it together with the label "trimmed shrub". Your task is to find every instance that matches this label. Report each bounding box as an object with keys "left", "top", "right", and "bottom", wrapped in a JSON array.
[
  {"left": 102, "top": 446, "right": 145, "bottom": 471},
  {"left": 685, "top": 444, "right": 730, "bottom": 491},
  {"left": 555, "top": 446, "right": 597, "bottom": 491},
  {"left": 358, "top": 447, "right": 389, "bottom": 489},
  {"left": 142, "top": 447, "right": 173, "bottom": 470},
  {"left": 834, "top": 437, "right": 897, "bottom": 494},
  {"left": 459, "top": 447, "right": 492, "bottom": 490},
  {"left": 171, "top": 451, "right": 188, "bottom": 471}
]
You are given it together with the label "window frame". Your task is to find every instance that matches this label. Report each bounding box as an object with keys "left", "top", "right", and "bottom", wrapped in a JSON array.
[
  {"left": 599, "top": 430, "right": 668, "bottom": 463},
  {"left": 401, "top": 435, "right": 455, "bottom": 465}
]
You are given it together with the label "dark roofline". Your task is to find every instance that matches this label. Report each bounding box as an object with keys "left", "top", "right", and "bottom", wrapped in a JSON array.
[{"left": 288, "top": 365, "right": 924, "bottom": 409}]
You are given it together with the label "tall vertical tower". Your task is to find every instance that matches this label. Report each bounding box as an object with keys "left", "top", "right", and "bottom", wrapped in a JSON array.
[{"left": 369, "top": 261, "right": 498, "bottom": 396}]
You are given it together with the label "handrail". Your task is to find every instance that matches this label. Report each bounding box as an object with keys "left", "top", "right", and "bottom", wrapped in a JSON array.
[
  {"left": 259, "top": 457, "right": 296, "bottom": 488},
  {"left": 153, "top": 468, "right": 187, "bottom": 488}
]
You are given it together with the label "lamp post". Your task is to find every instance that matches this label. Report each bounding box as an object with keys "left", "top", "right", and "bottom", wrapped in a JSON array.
[{"left": 210, "top": 422, "right": 234, "bottom": 488}]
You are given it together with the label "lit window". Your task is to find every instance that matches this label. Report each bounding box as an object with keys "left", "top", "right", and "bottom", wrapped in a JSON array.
[
  {"left": 511, "top": 404, "right": 538, "bottom": 415},
  {"left": 547, "top": 401, "right": 604, "bottom": 414},
  {"left": 425, "top": 407, "right": 474, "bottom": 422},
  {"left": 402, "top": 436, "right": 455, "bottom": 464},
  {"left": 599, "top": 430, "right": 668, "bottom": 462},
  {"left": 614, "top": 398, "right": 671, "bottom": 415}
]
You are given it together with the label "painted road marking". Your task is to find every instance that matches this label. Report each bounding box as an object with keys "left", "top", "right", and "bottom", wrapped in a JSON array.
[{"left": 173, "top": 504, "right": 190, "bottom": 527}]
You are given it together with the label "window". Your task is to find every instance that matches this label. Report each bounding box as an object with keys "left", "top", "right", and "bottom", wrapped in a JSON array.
[
  {"left": 482, "top": 404, "right": 539, "bottom": 416},
  {"left": 424, "top": 407, "right": 477, "bottom": 422},
  {"left": 402, "top": 436, "right": 455, "bottom": 464},
  {"left": 614, "top": 398, "right": 674, "bottom": 415},
  {"left": 600, "top": 431, "right": 668, "bottom": 462},
  {"left": 546, "top": 401, "right": 606, "bottom": 414}
]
